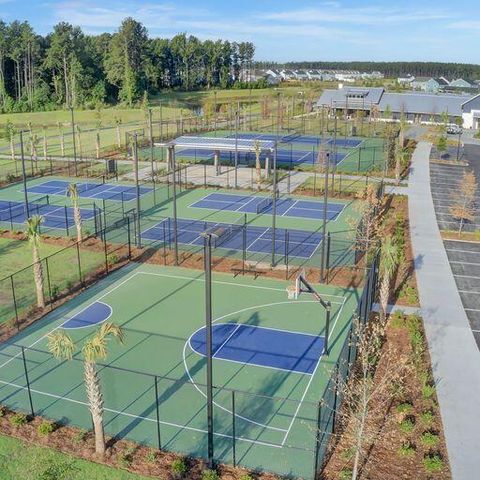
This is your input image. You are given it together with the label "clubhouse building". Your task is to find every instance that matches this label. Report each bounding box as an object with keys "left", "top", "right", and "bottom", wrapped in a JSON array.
[{"left": 316, "top": 87, "right": 480, "bottom": 129}]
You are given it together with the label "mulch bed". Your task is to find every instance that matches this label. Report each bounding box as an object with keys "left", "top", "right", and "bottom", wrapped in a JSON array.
[{"left": 321, "top": 315, "right": 451, "bottom": 480}]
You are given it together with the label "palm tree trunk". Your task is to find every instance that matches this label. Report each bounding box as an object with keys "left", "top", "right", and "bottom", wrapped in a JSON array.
[
  {"left": 32, "top": 246, "right": 45, "bottom": 308},
  {"left": 256, "top": 155, "right": 261, "bottom": 190},
  {"left": 84, "top": 360, "right": 105, "bottom": 455},
  {"left": 74, "top": 202, "right": 82, "bottom": 242}
]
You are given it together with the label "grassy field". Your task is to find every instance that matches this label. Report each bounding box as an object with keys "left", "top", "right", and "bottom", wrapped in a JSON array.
[
  {"left": 0, "top": 434, "right": 148, "bottom": 480},
  {"left": 0, "top": 237, "right": 106, "bottom": 325}
]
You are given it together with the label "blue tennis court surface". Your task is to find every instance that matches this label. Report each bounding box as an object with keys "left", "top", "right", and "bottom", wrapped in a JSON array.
[
  {"left": 190, "top": 192, "right": 345, "bottom": 221},
  {"left": 27, "top": 180, "right": 152, "bottom": 202},
  {"left": 141, "top": 218, "right": 323, "bottom": 259},
  {"left": 190, "top": 323, "right": 325, "bottom": 374},
  {"left": 176, "top": 147, "right": 347, "bottom": 166},
  {"left": 0, "top": 199, "right": 95, "bottom": 229}
]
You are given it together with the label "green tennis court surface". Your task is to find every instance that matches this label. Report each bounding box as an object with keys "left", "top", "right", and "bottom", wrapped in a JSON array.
[{"left": 0, "top": 263, "right": 360, "bottom": 478}]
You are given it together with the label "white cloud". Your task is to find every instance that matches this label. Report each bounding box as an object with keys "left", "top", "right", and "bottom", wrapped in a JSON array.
[{"left": 448, "top": 20, "right": 480, "bottom": 30}]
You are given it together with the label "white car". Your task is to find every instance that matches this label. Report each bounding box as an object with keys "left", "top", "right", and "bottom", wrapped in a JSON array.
[{"left": 446, "top": 124, "right": 462, "bottom": 135}]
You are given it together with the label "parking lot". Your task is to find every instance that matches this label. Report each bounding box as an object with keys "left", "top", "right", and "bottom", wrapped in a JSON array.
[{"left": 444, "top": 239, "right": 480, "bottom": 347}]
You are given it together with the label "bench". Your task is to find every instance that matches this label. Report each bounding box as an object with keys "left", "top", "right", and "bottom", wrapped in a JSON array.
[{"left": 231, "top": 266, "right": 267, "bottom": 279}]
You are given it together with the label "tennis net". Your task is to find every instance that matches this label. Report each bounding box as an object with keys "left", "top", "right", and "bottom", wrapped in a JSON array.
[
  {"left": 282, "top": 132, "right": 300, "bottom": 142},
  {"left": 0, "top": 195, "right": 50, "bottom": 222},
  {"left": 213, "top": 217, "right": 245, "bottom": 248},
  {"left": 256, "top": 195, "right": 274, "bottom": 214}
]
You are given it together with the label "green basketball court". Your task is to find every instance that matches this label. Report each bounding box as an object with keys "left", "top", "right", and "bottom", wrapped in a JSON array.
[{"left": 0, "top": 262, "right": 360, "bottom": 478}]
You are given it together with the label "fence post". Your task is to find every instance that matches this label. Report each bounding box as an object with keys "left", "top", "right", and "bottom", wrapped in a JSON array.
[
  {"left": 104, "top": 236, "right": 109, "bottom": 275},
  {"left": 127, "top": 216, "right": 132, "bottom": 260},
  {"left": 325, "top": 232, "right": 331, "bottom": 284},
  {"left": 10, "top": 275, "right": 19, "bottom": 330},
  {"left": 21, "top": 347, "right": 35, "bottom": 417},
  {"left": 64, "top": 206, "right": 70, "bottom": 236},
  {"left": 313, "top": 401, "right": 322, "bottom": 479},
  {"left": 204, "top": 163, "right": 207, "bottom": 188},
  {"left": 332, "top": 366, "right": 339, "bottom": 433},
  {"left": 313, "top": 171, "right": 317, "bottom": 196},
  {"left": 231, "top": 391, "right": 236, "bottom": 467},
  {"left": 154, "top": 376, "right": 162, "bottom": 450}
]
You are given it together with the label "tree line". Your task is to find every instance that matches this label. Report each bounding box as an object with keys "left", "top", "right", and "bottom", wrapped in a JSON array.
[
  {"left": 255, "top": 61, "right": 480, "bottom": 79},
  {"left": 0, "top": 18, "right": 255, "bottom": 112}
]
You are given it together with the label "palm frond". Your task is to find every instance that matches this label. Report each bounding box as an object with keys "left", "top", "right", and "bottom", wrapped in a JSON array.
[
  {"left": 25, "top": 215, "right": 43, "bottom": 244},
  {"left": 82, "top": 322, "right": 124, "bottom": 363},
  {"left": 380, "top": 236, "right": 400, "bottom": 277},
  {"left": 47, "top": 330, "right": 76, "bottom": 360}
]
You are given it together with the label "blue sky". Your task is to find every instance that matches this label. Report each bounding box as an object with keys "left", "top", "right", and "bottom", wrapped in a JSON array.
[{"left": 1, "top": 0, "right": 478, "bottom": 63}]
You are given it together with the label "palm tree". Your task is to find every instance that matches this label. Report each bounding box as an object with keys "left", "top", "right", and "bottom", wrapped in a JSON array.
[
  {"left": 67, "top": 183, "right": 82, "bottom": 242},
  {"left": 379, "top": 236, "right": 400, "bottom": 323},
  {"left": 254, "top": 140, "right": 262, "bottom": 190},
  {"left": 25, "top": 215, "right": 45, "bottom": 309},
  {"left": 48, "top": 323, "right": 124, "bottom": 456}
]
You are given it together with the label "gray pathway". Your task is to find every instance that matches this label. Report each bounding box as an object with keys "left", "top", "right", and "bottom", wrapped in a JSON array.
[{"left": 409, "top": 141, "right": 480, "bottom": 479}]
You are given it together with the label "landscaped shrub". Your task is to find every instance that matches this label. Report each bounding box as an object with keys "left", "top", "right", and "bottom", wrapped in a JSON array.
[
  {"left": 202, "top": 469, "right": 220, "bottom": 480},
  {"left": 339, "top": 468, "right": 353, "bottom": 480},
  {"left": 419, "top": 410, "right": 434, "bottom": 427},
  {"left": 72, "top": 429, "right": 86, "bottom": 444},
  {"left": 10, "top": 413, "right": 28, "bottom": 427},
  {"left": 145, "top": 449, "right": 157, "bottom": 463},
  {"left": 423, "top": 453, "right": 444, "bottom": 472},
  {"left": 37, "top": 420, "right": 56, "bottom": 436},
  {"left": 399, "top": 417, "right": 415, "bottom": 434},
  {"left": 395, "top": 402, "right": 413, "bottom": 415},
  {"left": 397, "top": 441, "right": 416, "bottom": 457},
  {"left": 422, "top": 383, "right": 436, "bottom": 400},
  {"left": 171, "top": 458, "right": 188, "bottom": 478},
  {"left": 420, "top": 431, "right": 440, "bottom": 448}
]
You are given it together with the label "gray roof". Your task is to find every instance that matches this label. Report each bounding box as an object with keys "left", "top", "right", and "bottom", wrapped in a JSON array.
[
  {"left": 316, "top": 87, "right": 385, "bottom": 108},
  {"left": 164, "top": 136, "right": 275, "bottom": 152},
  {"left": 379, "top": 93, "right": 470, "bottom": 116}
]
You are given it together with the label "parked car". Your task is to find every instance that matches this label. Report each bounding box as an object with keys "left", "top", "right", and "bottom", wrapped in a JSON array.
[{"left": 446, "top": 124, "right": 462, "bottom": 134}]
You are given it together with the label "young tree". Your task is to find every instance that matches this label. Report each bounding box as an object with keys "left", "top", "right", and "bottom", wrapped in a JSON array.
[
  {"left": 436, "top": 135, "right": 448, "bottom": 159},
  {"left": 378, "top": 236, "right": 400, "bottom": 323},
  {"left": 333, "top": 317, "right": 409, "bottom": 480},
  {"left": 254, "top": 140, "right": 262, "bottom": 189},
  {"left": 42, "top": 125, "right": 48, "bottom": 162},
  {"left": 5, "top": 120, "right": 16, "bottom": 161},
  {"left": 94, "top": 108, "right": 102, "bottom": 159},
  {"left": 30, "top": 133, "right": 38, "bottom": 164},
  {"left": 67, "top": 183, "right": 82, "bottom": 242},
  {"left": 48, "top": 323, "right": 125, "bottom": 456},
  {"left": 57, "top": 121, "right": 65, "bottom": 156},
  {"left": 25, "top": 215, "right": 45, "bottom": 308},
  {"left": 114, "top": 116, "right": 122, "bottom": 148},
  {"left": 76, "top": 124, "right": 82, "bottom": 158},
  {"left": 450, "top": 170, "right": 477, "bottom": 234}
]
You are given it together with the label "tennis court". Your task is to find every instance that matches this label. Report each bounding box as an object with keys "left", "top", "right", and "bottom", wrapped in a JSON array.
[
  {"left": 141, "top": 218, "right": 323, "bottom": 259},
  {"left": 175, "top": 147, "right": 348, "bottom": 166},
  {"left": 0, "top": 263, "right": 359, "bottom": 479},
  {"left": 189, "top": 192, "right": 345, "bottom": 221},
  {"left": 27, "top": 179, "right": 153, "bottom": 202},
  {"left": 0, "top": 199, "right": 95, "bottom": 229}
]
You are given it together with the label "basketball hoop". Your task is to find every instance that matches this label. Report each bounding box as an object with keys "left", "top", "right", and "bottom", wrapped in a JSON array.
[
  {"left": 286, "top": 276, "right": 301, "bottom": 300},
  {"left": 286, "top": 284, "right": 298, "bottom": 300}
]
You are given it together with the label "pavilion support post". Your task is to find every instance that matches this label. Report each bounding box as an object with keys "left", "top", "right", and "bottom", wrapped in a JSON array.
[
  {"left": 264, "top": 154, "right": 270, "bottom": 178},
  {"left": 214, "top": 150, "right": 220, "bottom": 176}
]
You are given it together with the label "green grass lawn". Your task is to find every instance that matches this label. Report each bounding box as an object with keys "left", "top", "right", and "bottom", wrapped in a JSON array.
[
  {"left": 0, "top": 237, "right": 106, "bottom": 325},
  {"left": 0, "top": 434, "right": 149, "bottom": 480}
]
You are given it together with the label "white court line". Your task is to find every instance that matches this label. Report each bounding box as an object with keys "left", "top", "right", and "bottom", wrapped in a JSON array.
[
  {"left": 211, "top": 324, "right": 243, "bottom": 360},
  {"left": 281, "top": 199, "right": 299, "bottom": 217},
  {"left": 63, "top": 301, "right": 113, "bottom": 330},
  {"left": 450, "top": 260, "right": 480, "bottom": 267},
  {"left": 281, "top": 296, "right": 347, "bottom": 445},
  {"left": 464, "top": 308, "right": 480, "bottom": 313},
  {"left": 458, "top": 290, "right": 480, "bottom": 295},
  {"left": 446, "top": 248, "right": 480, "bottom": 255},
  {"left": 0, "top": 272, "right": 139, "bottom": 371},
  {"left": 0, "top": 379, "right": 282, "bottom": 449}
]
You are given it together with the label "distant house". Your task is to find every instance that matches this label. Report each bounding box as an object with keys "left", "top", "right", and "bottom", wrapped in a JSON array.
[
  {"left": 411, "top": 77, "right": 449, "bottom": 93},
  {"left": 294, "top": 70, "right": 309, "bottom": 81},
  {"left": 265, "top": 69, "right": 281, "bottom": 79},
  {"left": 264, "top": 74, "right": 281, "bottom": 86},
  {"left": 307, "top": 70, "right": 323, "bottom": 81},
  {"left": 398, "top": 75, "right": 415, "bottom": 85},
  {"left": 280, "top": 70, "right": 296, "bottom": 81}
]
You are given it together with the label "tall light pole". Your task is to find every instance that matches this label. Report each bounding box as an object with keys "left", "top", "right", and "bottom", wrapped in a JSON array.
[
  {"left": 19, "top": 130, "right": 30, "bottom": 218},
  {"left": 213, "top": 90, "right": 218, "bottom": 136},
  {"left": 271, "top": 143, "right": 278, "bottom": 267},
  {"left": 234, "top": 111, "right": 239, "bottom": 189},
  {"left": 201, "top": 228, "right": 222, "bottom": 469}
]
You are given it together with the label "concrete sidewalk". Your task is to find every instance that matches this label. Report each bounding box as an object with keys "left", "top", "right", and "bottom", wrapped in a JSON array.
[{"left": 408, "top": 141, "right": 480, "bottom": 479}]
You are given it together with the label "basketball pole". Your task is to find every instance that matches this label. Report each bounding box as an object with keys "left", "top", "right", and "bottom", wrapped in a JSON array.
[{"left": 171, "top": 146, "right": 179, "bottom": 265}]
